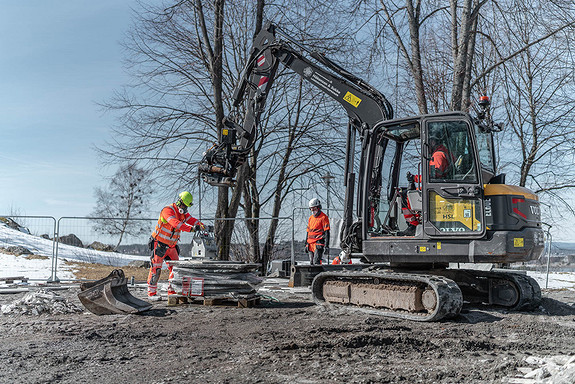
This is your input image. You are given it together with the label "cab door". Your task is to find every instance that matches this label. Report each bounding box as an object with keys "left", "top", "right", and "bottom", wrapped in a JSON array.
[{"left": 422, "top": 117, "right": 486, "bottom": 238}]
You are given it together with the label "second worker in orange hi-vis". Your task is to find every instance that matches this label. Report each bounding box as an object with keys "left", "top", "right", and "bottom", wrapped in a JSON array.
[
  {"left": 305, "top": 198, "right": 330, "bottom": 265},
  {"left": 147, "top": 191, "right": 205, "bottom": 299}
]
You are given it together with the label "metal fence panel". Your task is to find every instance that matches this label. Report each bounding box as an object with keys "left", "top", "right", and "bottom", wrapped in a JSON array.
[{"left": 0, "top": 215, "right": 57, "bottom": 280}]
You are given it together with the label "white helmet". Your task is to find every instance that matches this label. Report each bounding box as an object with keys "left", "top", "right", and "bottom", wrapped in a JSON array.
[{"left": 308, "top": 198, "right": 321, "bottom": 209}]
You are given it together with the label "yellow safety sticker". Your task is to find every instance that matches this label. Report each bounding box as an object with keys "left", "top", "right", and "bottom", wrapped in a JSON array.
[
  {"left": 419, "top": 246, "right": 427, "bottom": 253},
  {"left": 223, "top": 129, "right": 229, "bottom": 136},
  {"left": 437, "top": 242, "right": 442, "bottom": 250},
  {"left": 514, "top": 238, "right": 524, "bottom": 247},
  {"left": 343, "top": 91, "right": 362, "bottom": 107}
]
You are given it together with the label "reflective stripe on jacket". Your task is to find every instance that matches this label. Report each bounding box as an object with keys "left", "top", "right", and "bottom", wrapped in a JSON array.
[
  {"left": 306, "top": 211, "right": 330, "bottom": 246},
  {"left": 151, "top": 203, "right": 199, "bottom": 247}
]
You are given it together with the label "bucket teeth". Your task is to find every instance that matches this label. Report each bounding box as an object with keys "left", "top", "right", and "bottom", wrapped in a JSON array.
[{"left": 78, "top": 269, "right": 152, "bottom": 315}]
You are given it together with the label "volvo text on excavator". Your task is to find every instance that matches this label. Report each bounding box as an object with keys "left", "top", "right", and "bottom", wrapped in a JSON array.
[{"left": 198, "top": 22, "right": 545, "bottom": 321}]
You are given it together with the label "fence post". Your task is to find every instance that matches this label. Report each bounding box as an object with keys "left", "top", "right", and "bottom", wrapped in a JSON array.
[
  {"left": 544, "top": 225, "right": 552, "bottom": 289},
  {"left": 48, "top": 217, "right": 63, "bottom": 283},
  {"left": 48, "top": 217, "right": 59, "bottom": 283}
]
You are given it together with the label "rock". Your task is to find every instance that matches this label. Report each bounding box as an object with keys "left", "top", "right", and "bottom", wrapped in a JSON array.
[
  {"left": 0, "top": 217, "right": 31, "bottom": 234},
  {"left": 58, "top": 234, "right": 84, "bottom": 247},
  {"left": 87, "top": 241, "right": 115, "bottom": 252},
  {"left": 128, "top": 260, "right": 150, "bottom": 268},
  {"left": 5, "top": 246, "right": 32, "bottom": 255}
]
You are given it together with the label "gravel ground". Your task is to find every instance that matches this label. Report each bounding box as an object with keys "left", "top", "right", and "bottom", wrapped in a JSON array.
[{"left": 1, "top": 278, "right": 575, "bottom": 384}]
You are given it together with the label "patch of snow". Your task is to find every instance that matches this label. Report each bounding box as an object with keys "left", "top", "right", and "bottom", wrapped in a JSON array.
[
  {"left": 0, "top": 289, "right": 83, "bottom": 316},
  {"left": 505, "top": 355, "right": 575, "bottom": 383},
  {"left": 528, "top": 271, "right": 575, "bottom": 290},
  {"left": 0, "top": 225, "right": 147, "bottom": 280}
]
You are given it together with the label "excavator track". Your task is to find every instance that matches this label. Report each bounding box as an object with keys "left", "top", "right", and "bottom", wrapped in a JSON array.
[
  {"left": 311, "top": 271, "right": 463, "bottom": 322},
  {"left": 434, "top": 269, "right": 542, "bottom": 311}
]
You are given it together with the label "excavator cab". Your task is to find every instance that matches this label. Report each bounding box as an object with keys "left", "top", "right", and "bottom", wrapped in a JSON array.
[
  {"left": 360, "top": 111, "right": 543, "bottom": 266},
  {"left": 366, "top": 113, "right": 485, "bottom": 240}
]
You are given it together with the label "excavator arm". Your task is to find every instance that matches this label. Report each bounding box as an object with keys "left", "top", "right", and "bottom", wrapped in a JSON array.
[{"left": 198, "top": 21, "right": 393, "bottom": 187}]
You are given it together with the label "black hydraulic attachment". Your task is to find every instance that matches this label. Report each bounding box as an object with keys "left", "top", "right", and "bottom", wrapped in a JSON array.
[{"left": 78, "top": 269, "right": 152, "bottom": 315}]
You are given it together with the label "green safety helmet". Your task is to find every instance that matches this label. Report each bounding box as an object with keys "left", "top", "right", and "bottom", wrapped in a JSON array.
[{"left": 178, "top": 191, "right": 194, "bottom": 207}]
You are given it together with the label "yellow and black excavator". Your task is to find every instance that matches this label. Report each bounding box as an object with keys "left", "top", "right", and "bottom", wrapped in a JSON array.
[{"left": 199, "top": 22, "right": 545, "bottom": 321}]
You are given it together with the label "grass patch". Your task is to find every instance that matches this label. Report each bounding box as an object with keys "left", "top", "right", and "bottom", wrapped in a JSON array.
[
  {"left": 24, "top": 254, "right": 50, "bottom": 260},
  {"left": 64, "top": 261, "right": 167, "bottom": 282}
]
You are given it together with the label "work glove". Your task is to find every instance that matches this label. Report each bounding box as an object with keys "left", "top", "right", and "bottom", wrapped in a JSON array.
[
  {"left": 325, "top": 247, "right": 330, "bottom": 256},
  {"left": 194, "top": 223, "right": 205, "bottom": 232}
]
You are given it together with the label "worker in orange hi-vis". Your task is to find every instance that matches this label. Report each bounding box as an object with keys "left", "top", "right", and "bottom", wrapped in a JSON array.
[
  {"left": 305, "top": 198, "right": 330, "bottom": 265},
  {"left": 147, "top": 191, "right": 204, "bottom": 300},
  {"left": 332, "top": 252, "right": 352, "bottom": 265}
]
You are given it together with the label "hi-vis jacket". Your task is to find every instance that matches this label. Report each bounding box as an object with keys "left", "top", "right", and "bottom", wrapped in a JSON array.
[
  {"left": 151, "top": 203, "right": 201, "bottom": 247},
  {"left": 306, "top": 211, "right": 330, "bottom": 253},
  {"left": 429, "top": 144, "right": 454, "bottom": 179}
]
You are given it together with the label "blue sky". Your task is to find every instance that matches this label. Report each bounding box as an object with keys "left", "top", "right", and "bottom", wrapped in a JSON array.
[{"left": 0, "top": 1, "right": 137, "bottom": 218}]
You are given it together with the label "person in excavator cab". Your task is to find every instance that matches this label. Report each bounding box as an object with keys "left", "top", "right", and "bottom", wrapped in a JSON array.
[
  {"left": 305, "top": 198, "right": 330, "bottom": 265},
  {"left": 428, "top": 134, "right": 455, "bottom": 179},
  {"left": 399, "top": 135, "right": 454, "bottom": 236},
  {"left": 147, "top": 191, "right": 205, "bottom": 299}
]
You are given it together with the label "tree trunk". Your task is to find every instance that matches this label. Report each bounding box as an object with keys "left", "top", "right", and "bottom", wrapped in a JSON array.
[
  {"left": 406, "top": 0, "right": 428, "bottom": 114},
  {"left": 216, "top": 0, "right": 265, "bottom": 261},
  {"left": 450, "top": 0, "right": 472, "bottom": 111},
  {"left": 243, "top": 156, "right": 261, "bottom": 263},
  {"left": 260, "top": 81, "right": 302, "bottom": 274}
]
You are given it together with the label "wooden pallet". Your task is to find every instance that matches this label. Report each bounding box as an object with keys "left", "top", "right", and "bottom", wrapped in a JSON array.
[{"left": 167, "top": 295, "right": 260, "bottom": 308}]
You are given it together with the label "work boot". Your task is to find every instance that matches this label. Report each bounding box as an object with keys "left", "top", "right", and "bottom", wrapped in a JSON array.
[
  {"left": 398, "top": 224, "right": 417, "bottom": 236},
  {"left": 148, "top": 295, "right": 163, "bottom": 302}
]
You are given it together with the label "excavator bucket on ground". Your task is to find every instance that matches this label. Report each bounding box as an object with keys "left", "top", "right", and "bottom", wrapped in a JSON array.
[{"left": 78, "top": 269, "right": 152, "bottom": 315}]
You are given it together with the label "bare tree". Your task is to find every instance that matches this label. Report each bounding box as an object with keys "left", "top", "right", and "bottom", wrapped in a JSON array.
[
  {"left": 356, "top": 0, "right": 575, "bottom": 114},
  {"left": 91, "top": 163, "right": 153, "bottom": 249},
  {"left": 231, "top": 5, "right": 356, "bottom": 269},
  {"left": 497, "top": 0, "right": 575, "bottom": 222},
  {"left": 100, "top": 0, "right": 264, "bottom": 259}
]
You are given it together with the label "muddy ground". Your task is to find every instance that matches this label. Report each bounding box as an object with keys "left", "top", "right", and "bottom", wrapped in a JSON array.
[{"left": 1, "top": 279, "right": 575, "bottom": 384}]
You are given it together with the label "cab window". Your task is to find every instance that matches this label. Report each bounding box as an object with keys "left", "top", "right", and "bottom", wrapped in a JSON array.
[{"left": 427, "top": 121, "right": 477, "bottom": 183}]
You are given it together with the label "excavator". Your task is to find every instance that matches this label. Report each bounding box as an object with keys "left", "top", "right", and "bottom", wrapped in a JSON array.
[{"left": 198, "top": 22, "right": 545, "bottom": 321}]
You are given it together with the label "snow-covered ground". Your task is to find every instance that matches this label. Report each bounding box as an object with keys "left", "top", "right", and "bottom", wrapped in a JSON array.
[
  {"left": 1, "top": 223, "right": 575, "bottom": 290},
  {"left": 0, "top": 225, "right": 147, "bottom": 281}
]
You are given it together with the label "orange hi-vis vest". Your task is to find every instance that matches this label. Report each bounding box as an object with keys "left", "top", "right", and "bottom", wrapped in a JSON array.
[
  {"left": 307, "top": 211, "right": 330, "bottom": 252},
  {"left": 151, "top": 203, "right": 199, "bottom": 247},
  {"left": 429, "top": 144, "right": 454, "bottom": 178}
]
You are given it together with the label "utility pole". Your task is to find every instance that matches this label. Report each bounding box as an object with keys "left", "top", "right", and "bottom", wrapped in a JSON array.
[
  {"left": 321, "top": 172, "right": 335, "bottom": 263},
  {"left": 321, "top": 172, "right": 335, "bottom": 213}
]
